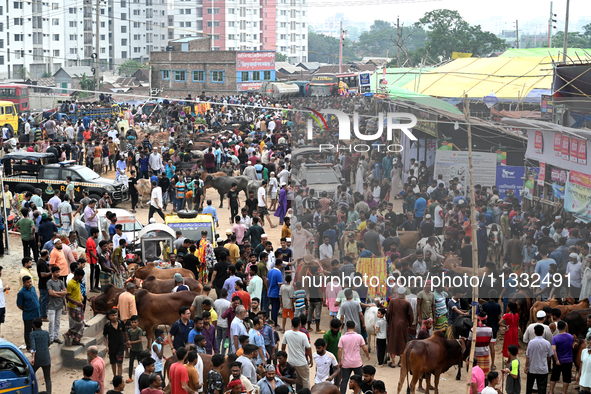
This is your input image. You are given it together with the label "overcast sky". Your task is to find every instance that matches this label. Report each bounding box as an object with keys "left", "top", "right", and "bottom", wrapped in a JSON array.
[{"left": 308, "top": 0, "right": 589, "bottom": 32}]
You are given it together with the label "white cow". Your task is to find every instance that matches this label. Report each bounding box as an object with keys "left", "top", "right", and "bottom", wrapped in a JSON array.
[{"left": 363, "top": 296, "right": 384, "bottom": 353}]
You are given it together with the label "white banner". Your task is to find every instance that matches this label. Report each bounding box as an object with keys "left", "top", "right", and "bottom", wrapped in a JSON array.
[{"left": 434, "top": 150, "right": 497, "bottom": 187}]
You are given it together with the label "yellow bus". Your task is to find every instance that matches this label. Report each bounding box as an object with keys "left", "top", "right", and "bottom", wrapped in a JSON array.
[
  {"left": 165, "top": 211, "right": 218, "bottom": 249},
  {"left": 0, "top": 101, "right": 19, "bottom": 136}
]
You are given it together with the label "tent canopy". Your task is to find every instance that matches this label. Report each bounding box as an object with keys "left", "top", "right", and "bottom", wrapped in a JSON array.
[{"left": 401, "top": 57, "right": 553, "bottom": 100}]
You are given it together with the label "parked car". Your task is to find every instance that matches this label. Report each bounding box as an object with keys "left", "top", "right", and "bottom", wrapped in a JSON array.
[{"left": 74, "top": 208, "right": 142, "bottom": 248}]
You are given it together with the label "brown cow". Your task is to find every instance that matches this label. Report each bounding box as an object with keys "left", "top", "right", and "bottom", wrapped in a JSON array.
[
  {"left": 135, "top": 289, "right": 199, "bottom": 344},
  {"left": 163, "top": 353, "right": 234, "bottom": 392},
  {"left": 139, "top": 275, "right": 203, "bottom": 294},
  {"left": 442, "top": 255, "right": 491, "bottom": 277},
  {"left": 311, "top": 382, "right": 340, "bottom": 394},
  {"left": 398, "top": 231, "right": 421, "bottom": 250},
  {"left": 89, "top": 284, "right": 125, "bottom": 315},
  {"left": 397, "top": 331, "right": 467, "bottom": 394},
  {"left": 134, "top": 262, "right": 195, "bottom": 280},
  {"left": 530, "top": 298, "right": 588, "bottom": 322}
]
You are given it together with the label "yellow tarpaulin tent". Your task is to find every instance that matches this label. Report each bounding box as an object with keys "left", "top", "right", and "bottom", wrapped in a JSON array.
[
  {"left": 402, "top": 56, "right": 553, "bottom": 98},
  {"left": 452, "top": 52, "right": 472, "bottom": 59}
]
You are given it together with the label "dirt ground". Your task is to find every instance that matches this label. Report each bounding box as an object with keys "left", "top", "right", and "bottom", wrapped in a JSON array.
[{"left": 1, "top": 169, "right": 575, "bottom": 394}]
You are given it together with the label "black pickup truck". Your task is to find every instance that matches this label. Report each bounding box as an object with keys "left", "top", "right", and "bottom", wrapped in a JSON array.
[{"left": 2, "top": 152, "right": 129, "bottom": 205}]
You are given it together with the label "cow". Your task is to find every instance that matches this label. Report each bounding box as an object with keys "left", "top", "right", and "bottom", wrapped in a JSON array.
[
  {"left": 416, "top": 235, "right": 444, "bottom": 255},
  {"left": 311, "top": 382, "right": 340, "bottom": 394},
  {"left": 530, "top": 298, "right": 589, "bottom": 322},
  {"left": 199, "top": 171, "right": 227, "bottom": 191},
  {"left": 397, "top": 331, "right": 467, "bottom": 394},
  {"left": 89, "top": 284, "right": 125, "bottom": 315},
  {"left": 203, "top": 175, "right": 250, "bottom": 208},
  {"left": 450, "top": 315, "right": 472, "bottom": 380},
  {"left": 364, "top": 305, "right": 378, "bottom": 353},
  {"left": 442, "top": 255, "right": 491, "bottom": 277},
  {"left": 134, "top": 262, "right": 195, "bottom": 280},
  {"left": 134, "top": 289, "right": 199, "bottom": 344},
  {"left": 487, "top": 225, "right": 502, "bottom": 266},
  {"left": 563, "top": 308, "right": 591, "bottom": 339},
  {"left": 248, "top": 180, "right": 264, "bottom": 196},
  {"left": 136, "top": 179, "right": 152, "bottom": 208},
  {"left": 139, "top": 275, "right": 203, "bottom": 294},
  {"left": 398, "top": 231, "right": 421, "bottom": 250},
  {"left": 163, "top": 353, "right": 234, "bottom": 392}
]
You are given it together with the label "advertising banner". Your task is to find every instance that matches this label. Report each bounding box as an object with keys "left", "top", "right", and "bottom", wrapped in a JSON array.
[
  {"left": 565, "top": 170, "right": 591, "bottom": 221},
  {"left": 551, "top": 168, "right": 568, "bottom": 183},
  {"left": 554, "top": 133, "right": 562, "bottom": 157},
  {"left": 534, "top": 130, "right": 543, "bottom": 154},
  {"left": 538, "top": 162, "right": 546, "bottom": 186},
  {"left": 237, "top": 82, "right": 263, "bottom": 91},
  {"left": 571, "top": 138, "right": 579, "bottom": 164},
  {"left": 359, "top": 73, "right": 371, "bottom": 86},
  {"left": 496, "top": 166, "right": 525, "bottom": 203},
  {"left": 236, "top": 51, "right": 275, "bottom": 71},
  {"left": 562, "top": 136, "right": 570, "bottom": 161},
  {"left": 580, "top": 140, "right": 588, "bottom": 165},
  {"left": 434, "top": 151, "right": 497, "bottom": 187}
]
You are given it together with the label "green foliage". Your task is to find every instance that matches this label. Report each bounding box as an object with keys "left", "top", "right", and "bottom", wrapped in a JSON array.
[
  {"left": 411, "top": 9, "right": 508, "bottom": 64},
  {"left": 74, "top": 73, "right": 95, "bottom": 98},
  {"left": 275, "top": 52, "right": 289, "bottom": 62},
  {"left": 308, "top": 31, "right": 358, "bottom": 63},
  {"left": 118, "top": 60, "right": 145, "bottom": 77},
  {"left": 551, "top": 31, "right": 591, "bottom": 48}
]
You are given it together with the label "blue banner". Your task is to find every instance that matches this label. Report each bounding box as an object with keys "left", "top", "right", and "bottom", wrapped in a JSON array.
[
  {"left": 360, "top": 73, "right": 371, "bottom": 86},
  {"left": 496, "top": 166, "right": 526, "bottom": 202}
]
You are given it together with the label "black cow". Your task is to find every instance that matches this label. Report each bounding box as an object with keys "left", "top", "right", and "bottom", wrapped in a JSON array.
[
  {"left": 451, "top": 315, "right": 472, "bottom": 380},
  {"left": 203, "top": 175, "right": 250, "bottom": 208},
  {"left": 564, "top": 308, "right": 591, "bottom": 339}
]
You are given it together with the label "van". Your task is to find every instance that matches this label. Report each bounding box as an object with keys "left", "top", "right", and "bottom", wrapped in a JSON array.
[
  {"left": 0, "top": 101, "right": 19, "bottom": 136},
  {"left": 165, "top": 211, "right": 218, "bottom": 249},
  {"left": 0, "top": 338, "right": 39, "bottom": 394}
]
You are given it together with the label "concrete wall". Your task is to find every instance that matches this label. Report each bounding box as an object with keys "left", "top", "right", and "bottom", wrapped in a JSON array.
[{"left": 30, "top": 95, "right": 62, "bottom": 111}]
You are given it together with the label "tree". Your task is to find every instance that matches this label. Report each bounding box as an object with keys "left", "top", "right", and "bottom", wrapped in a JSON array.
[
  {"left": 355, "top": 20, "right": 396, "bottom": 57},
  {"left": 308, "top": 31, "right": 357, "bottom": 63},
  {"left": 118, "top": 60, "right": 144, "bottom": 76},
  {"left": 74, "top": 73, "right": 95, "bottom": 98},
  {"left": 411, "top": 9, "right": 508, "bottom": 65},
  {"left": 275, "top": 52, "right": 289, "bottom": 62},
  {"left": 551, "top": 31, "right": 590, "bottom": 48}
]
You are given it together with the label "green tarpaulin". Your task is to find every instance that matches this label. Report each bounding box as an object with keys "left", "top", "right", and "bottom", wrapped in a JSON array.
[{"left": 499, "top": 48, "right": 591, "bottom": 59}]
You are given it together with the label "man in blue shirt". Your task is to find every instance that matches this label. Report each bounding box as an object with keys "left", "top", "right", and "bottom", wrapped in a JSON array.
[
  {"left": 138, "top": 153, "right": 150, "bottom": 179},
  {"left": 17, "top": 275, "right": 40, "bottom": 352},
  {"left": 413, "top": 194, "right": 427, "bottom": 227},
  {"left": 71, "top": 365, "right": 100, "bottom": 394},
  {"left": 267, "top": 260, "right": 283, "bottom": 327},
  {"left": 203, "top": 199, "right": 219, "bottom": 226},
  {"left": 223, "top": 266, "right": 241, "bottom": 301},
  {"left": 535, "top": 245, "right": 555, "bottom": 300},
  {"left": 167, "top": 306, "right": 194, "bottom": 351}
]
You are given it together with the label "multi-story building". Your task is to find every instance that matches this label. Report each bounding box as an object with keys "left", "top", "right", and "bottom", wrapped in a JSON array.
[{"left": 0, "top": 0, "right": 306, "bottom": 80}]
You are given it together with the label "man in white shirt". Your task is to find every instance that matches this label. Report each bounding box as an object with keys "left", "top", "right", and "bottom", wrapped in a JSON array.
[
  {"left": 281, "top": 316, "right": 313, "bottom": 389},
  {"left": 149, "top": 149, "right": 163, "bottom": 174},
  {"left": 65, "top": 124, "right": 75, "bottom": 143},
  {"left": 149, "top": 180, "right": 165, "bottom": 222},
  {"left": 257, "top": 180, "right": 276, "bottom": 228},
  {"left": 319, "top": 236, "right": 333, "bottom": 260},
  {"left": 434, "top": 203, "right": 444, "bottom": 235}
]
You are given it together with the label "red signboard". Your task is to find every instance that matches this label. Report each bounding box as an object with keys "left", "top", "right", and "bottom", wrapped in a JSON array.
[
  {"left": 551, "top": 168, "right": 567, "bottom": 183},
  {"left": 538, "top": 162, "right": 546, "bottom": 186},
  {"left": 571, "top": 137, "right": 579, "bottom": 163},
  {"left": 568, "top": 170, "right": 591, "bottom": 188},
  {"left": 554, "top": 133, "right": 562, "bottom": 157},
  {"left": 236, "top": 51, "right": 276, "bottom": 71},
  {"left": 237, "top": 82, "right": 264, "bottom": 91},
  {"left": 579, "top": 139, "right": 588, "bottom": 165},
  {"left": 534, "top": 130, "right": 543, "bottom": 154},
  {"left": 562, "top": 136, "right": 570, "bottom": 161}
]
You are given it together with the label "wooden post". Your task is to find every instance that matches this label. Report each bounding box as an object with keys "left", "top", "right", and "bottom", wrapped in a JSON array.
[{"left": 464, "top": 94, "right": 480, "bottom": 394}]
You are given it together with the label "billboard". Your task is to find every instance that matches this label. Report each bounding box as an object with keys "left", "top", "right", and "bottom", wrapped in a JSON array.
[
  {"left": 238, "top": 82, "right": 264, "bottom": 91},
  {"left": 433, "top": 150, "right": 497, "bottom": 187},
  {"left": 236, "top": 51, "right": 275, "bottom": 72},
  {"left": 496, "top": 166, "right": 525, "bottom": 203}
]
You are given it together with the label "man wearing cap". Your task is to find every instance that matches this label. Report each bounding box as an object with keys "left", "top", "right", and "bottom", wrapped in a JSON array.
[
  {"left": 386, "top": 287, "right": 413, "bottom": 368},
  {"left": 419, "top": 214, "right": 435, "bottom": 238},
  {"left": 257, "top": 364, "right": 285, "bottom": 394},
  {"left": 566, "top": 252, "right": 582, "bottom": 301},
  {"left": 523, "top": 309, "right": 553, "bottom": 344},
  {"left": 172, "top": 273, "right": 190, "bottom": 292}
]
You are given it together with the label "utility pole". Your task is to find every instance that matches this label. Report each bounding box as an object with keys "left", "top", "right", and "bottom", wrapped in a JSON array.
[
  {"left": 464, "top": 94, "right": 479, "bottom": 394},
  {"left": 548, "top": 1, "right": 553, "bottom": 48},
  {"left": 211, "top": 0, "right": 215, "bottom": 50},
  {"left": 515, "top": 20, "right": 519, "bottom": 48},
  {"left": 339, "top": 21, "right": 343, "bottom": 73},
  {"left": 563, "top": 0, "right": 570, "bottom": 62},
  {"left": 94, "top": 0, "right": 100, "bottom": 99},
  {"left": 396, "top": 16, "right": 400, "bottom": 67}
]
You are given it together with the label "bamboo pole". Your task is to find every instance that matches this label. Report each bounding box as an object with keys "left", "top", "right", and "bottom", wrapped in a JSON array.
[{"left": 465, "top": 94, "right": 480, "bottom": 394}]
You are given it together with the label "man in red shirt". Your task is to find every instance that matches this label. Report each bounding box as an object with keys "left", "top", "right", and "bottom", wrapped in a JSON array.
[
  {"left": 86, "top": 227, "right": 100, "bottom": 292},
  {"left": 203, "top": 148, "right": 216, "bottom": 174},
  {"left": 169, "top": 347, "right": 196, "bottom": 394},
  {"left": 231, "top": 281, "right": 251, "bottom": 310}
]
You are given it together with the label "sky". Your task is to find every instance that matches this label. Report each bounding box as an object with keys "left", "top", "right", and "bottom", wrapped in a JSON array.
[{"left": 308, "top": 0, "right": 590, "bottom": 34}]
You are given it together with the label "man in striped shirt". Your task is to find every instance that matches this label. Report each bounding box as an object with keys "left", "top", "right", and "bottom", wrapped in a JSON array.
[{"left": 467, "top": 311, "right": 493, "bottom": 376}]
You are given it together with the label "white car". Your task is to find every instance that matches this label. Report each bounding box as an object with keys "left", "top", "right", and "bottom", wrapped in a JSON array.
[{"left": 74, "top": 208, "right": 143, "bottom": 247}]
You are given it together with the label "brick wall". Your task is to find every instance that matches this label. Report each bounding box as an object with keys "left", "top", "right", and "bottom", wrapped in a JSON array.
[{"left": 150, "top": 49, "right": 238, "bottom": 97}]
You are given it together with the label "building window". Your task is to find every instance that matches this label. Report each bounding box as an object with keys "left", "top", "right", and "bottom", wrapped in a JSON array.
[
  {"left": 133, "top": 9, "right": 140, "bottom": 15},
  {"left": 13, "top": 1, "right": 23, "bottom": 8},
  {"left": 264, "top": 71, "right": 271, "bottom": 80},
  {"left": 121, "top": 13, "right": 127, "bottom": 20},
  {"left": 13, "top": 18, "right": 23, "bottom": 25},
  {"left": 185, "top": 8, "right": 191, "bottom": 13},
  {"left": 161, "top": 70, "right": 170, "bottom": 80},
  {"left": 69, "top": 7, "right": 75, "bottom": 13},
  {"left": 53, "top": 49, "right": 59, "bottom": 56},
  {"left": 70, "top": 48, "right": 77, "bottom": 54},
  {"left": 207, "top": 21, "right": 220, "bottom": 27},
  {"left": 52, "top": 2, "right": 58, "bottom": 8},
  {"left": 53, "top": 34, "right": 60, "bottom": 41},
  {"left": 174, "top": 70, "right": 186, "bottom": 82},
  {"left": 192, "top": 70, "right": 204, "bottom": 82},
  {"left": 211, "top": 70, "right": 224, "bottom": 83},
  {"left": 228, "top": 7, "right": 234, "bottom": 13},
  {"left": 253, "top": 71, "right": 260, "bottom": 80},
  {"left": 134, "top": 22, "right": 140, "bottom": 28},
  {"left": 53, "top": 18, "right": 59, "bottom": 25},
  {"left": 121, "top": 51, "right": 128, "bottom": 58},
  {"left": 121, "top": 26, "right": 127, "bottom": 33},
  {"left": 207, "top": 8, "right": 219, "bottom": 14},
  {"left": 121, "top": 38, "right": 127, "bottom": 45},
  {"left": 241, "top": 71, "right": 249, "bottom": 81},
  {"left": 228, "top": 34, "right": 235, "bottom": 40},
  {"left": 14, "top": 34, "right": 23, "bottom": 41},
  {"left": 0, "top": 56, "right": 4, "bottom": 65},
  {"left": 100, "top": 47, "right": 106, "bottom": 53},
  {"left": 228, "top": 21, "right": 235, "bottom": 27}
]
